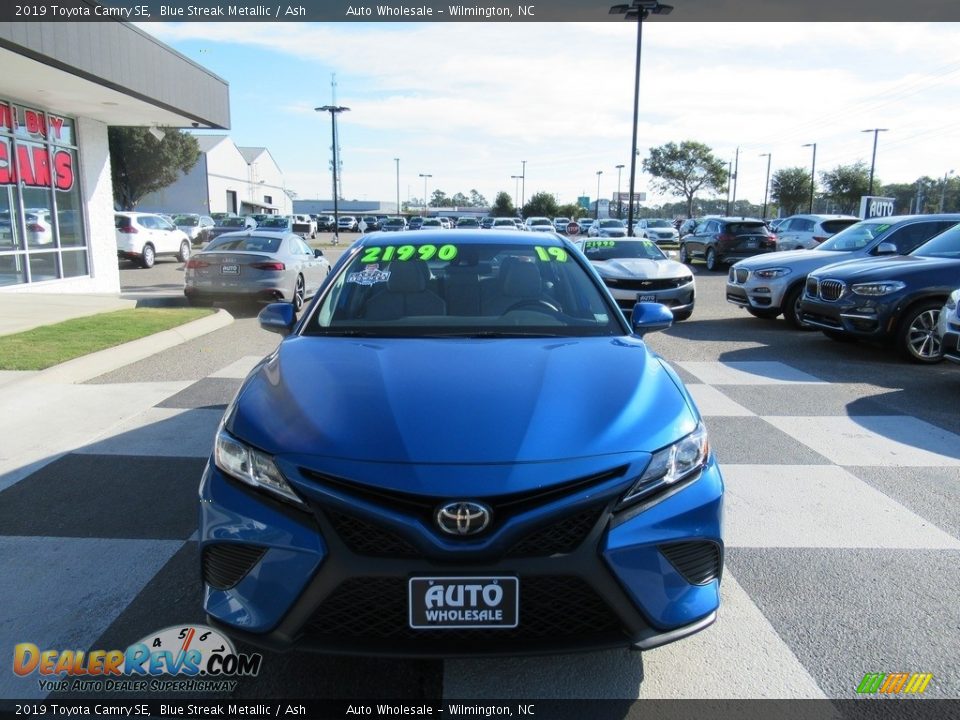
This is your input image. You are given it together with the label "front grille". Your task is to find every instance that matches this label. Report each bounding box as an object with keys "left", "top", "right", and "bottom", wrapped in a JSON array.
[
  {"left": 605, "top": 277, "right": 690, "bottom": 291},
  {"left": 202, "top": 543, "right": 267, "bottom": 590},
  {"left": 325, "top": 510, "right": 420, "bottom": 557},
  {"left": 505, "top": 507, "right": 605, "bottom": 557},
  {"left": 819, "top": 279, "right": 845, "bottom": 301},
  {"left": 306, "top": 576, "right": 623, "bottom": 642},
  {"left": 658, "top": 541, "right": 722, "bottom": 585},
  {"left": 735, "top": 268, "right": 749, "bottom": 283}
]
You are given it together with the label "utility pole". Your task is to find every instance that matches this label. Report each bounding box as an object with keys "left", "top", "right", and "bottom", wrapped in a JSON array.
[{"left": 731, "top": 147, "right": 740, "bottom": 214}]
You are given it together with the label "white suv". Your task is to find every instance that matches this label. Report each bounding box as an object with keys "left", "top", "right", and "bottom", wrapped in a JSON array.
[
  {"left": 774, "top": 214, "right": 859, "bottom": 251},
  {"left": 115, "top": 212, "right": 191, "bottom": 268}
]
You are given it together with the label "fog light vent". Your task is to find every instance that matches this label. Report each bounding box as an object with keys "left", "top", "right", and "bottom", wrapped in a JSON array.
[
  {"left": 202, "top": 543, "right": 267, "bottom": 590},
  {"left": 658, "top": 541, "right": 722, "bottom": 585}
]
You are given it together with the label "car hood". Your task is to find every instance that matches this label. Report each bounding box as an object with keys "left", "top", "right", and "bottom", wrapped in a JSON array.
[
  {"left": 734, "top": 248, "right": 859, "bottom": 271},
  {"left": 813, "top": 254, "right": 958, "bottom": 281},
  {"left": 594, "top": 258, "right": 688, "bottom": 279},
  {"left": 229, "top": 336, "right": 695, "bottom": 469}
]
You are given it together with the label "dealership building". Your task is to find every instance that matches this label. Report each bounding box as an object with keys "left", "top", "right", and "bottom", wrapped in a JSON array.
[{"left": 0, "top": 22, "right": 229, "bottom": 294}]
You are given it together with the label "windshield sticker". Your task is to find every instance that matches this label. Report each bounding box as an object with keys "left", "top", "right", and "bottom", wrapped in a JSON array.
[
  {"left": 347, "top": 268, "right": 391, "bottom": 286},
  {"left": 360, "top": 244, "right": 458, "bottom": 264},
  {"left": 534, "top": 246, "right": 568, "bottom": 262},
  {"left": 584, "top": 240, "right": 616, "bottom": 249}
]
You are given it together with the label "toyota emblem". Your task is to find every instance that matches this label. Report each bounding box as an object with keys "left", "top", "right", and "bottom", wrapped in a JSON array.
[{"left": 436, "top": 501, "right": 492, "bottom": 536}]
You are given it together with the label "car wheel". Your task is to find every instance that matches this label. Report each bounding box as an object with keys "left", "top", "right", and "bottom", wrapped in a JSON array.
[
  {"left": 896, "top": 301, "right": 943, "bottom": 364},
  {"left": 782, "top": 283, "right": 812, "bottom": 329},
  {"left": 678, "top": 244, "right": 690, "bottom": 264},
  {"left": 705, "top": 248, "right": 719, "bottom": 272},
  {"left": 140, "top": 243, "right": 155, "bottom": 269},
  {"left": 292, "top": 274, "right": 305, "bottom": 312},
  {"left": 178, "top": 241, "right": 191, "bottom": 263},
  {"left": 747, "top": 307, "right": 781, "bottom": 319}
]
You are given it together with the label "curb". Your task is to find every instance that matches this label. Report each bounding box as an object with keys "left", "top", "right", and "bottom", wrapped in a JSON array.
[{"left": 12, "top": 307, "right": 235, "bottom": 386}]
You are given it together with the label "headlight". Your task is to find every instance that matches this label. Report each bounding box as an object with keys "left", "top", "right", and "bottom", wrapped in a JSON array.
[
  {"left": 752, "top": 267, "right": 792, "bottom": 280},
  {"left": 215, "top": 429, "right": 303, "bottom": 505},
  {"left": 618, "top": 424, "right": 710, "bottom": 509},
  {"left": 851, "top": 281, "right": 906, "bottom": 296}
]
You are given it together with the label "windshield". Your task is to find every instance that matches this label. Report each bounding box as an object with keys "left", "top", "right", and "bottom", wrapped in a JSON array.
[
  {"left": 529, "top": 218, "right": 551, "bottom": 226},
  {"left": 646, "top": 220, "right": 672, "bottom": 228},
  {"left": 384, "top": 219, "right": 405, "bottom": 227},
  {"left": 912, "top": 224, "right": 960, "bottom": 258},
  {"left": 205, "top": 235, "right": 282, "bottom": 253},
  {"left": 817, "top": 220, "right": 892, "bottom": 252},
  {"left": 219, "top": 217, "right": 248, "bottom": 227},
  {"left": 174, "top": 215, "right": 199, "bottom": 226},
  {"left": 598, "top": 220, "right": 625, "bottom": 229},
  {"left": 303, "top": 240, "right": 622, "bottom": 338},
  {"left": 581, "top": 239, "right": 666, "bottom": 261},
  {"left": 258, "top": 217, "right": 289, "bottom": 228}
]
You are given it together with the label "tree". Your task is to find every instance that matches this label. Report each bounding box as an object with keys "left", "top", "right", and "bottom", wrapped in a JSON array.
[
  {"left": 642, "top": 141, "right": 727, "bottom": 218},
  {"left": 469, "top": 189, "right": 488, "bottom": 207},
  {"left": 450, "top": 192, "right": 470, "bottom": 208},
  {"left": 771, "top": 167, "right": 812, "bottom": 216},
  {"left": 522, "top": 191, "right": 559, "bottom": 219},
  {"left": 819, "top": 161, "right": 871, "bottom": 215},
  {"left": 430, "top": 189, "right": 449, "bottom": 207},
  {"left": 491, "top": 191, "right": 515, "bottom": 217},
  {"left": 557, "top": 202, "right": 584, "bottom": 220},
  {"left": 109, "top": 127, "right": 201, "bottom": 210}
]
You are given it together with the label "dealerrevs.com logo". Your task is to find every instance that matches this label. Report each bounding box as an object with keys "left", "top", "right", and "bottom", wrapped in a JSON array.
[{"left": 13, "top": 625, "right": 262, "bottom": 693}]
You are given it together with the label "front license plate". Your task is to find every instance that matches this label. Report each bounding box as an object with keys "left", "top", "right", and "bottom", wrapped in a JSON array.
[
  {"left": 220, "top": 264, "right": 240, "bottom": 275},
  {"left": 637, "top": 294, "right": 657, "bottom": 302},
  {"left": 409, "top": 577, "right": 518, "bottom": 629}
]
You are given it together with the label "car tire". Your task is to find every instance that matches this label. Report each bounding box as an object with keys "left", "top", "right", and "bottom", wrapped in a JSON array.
[
  {"left": 292, "top": 274, "right": 305, "bottom": 313},
  {"left": 896, "top": 300, "right": 943, "bottom": 364},
  {"left": 140, "top": 243, "right": 155, "bottom": 269},
  {"left": 705, "top": 247, "right": 719, "bottom": 272},
  {"left": 782, "top": 283, "right": 812, "bottom": 329},
  {"left": 178, "top": 241, "right": 191, "bottom": 263},
  {"left": 678, "top": 244, "right": 690, "bottom": 264},
  {"left": 747, "top": 307, "right": 781, "bottom": 319}
]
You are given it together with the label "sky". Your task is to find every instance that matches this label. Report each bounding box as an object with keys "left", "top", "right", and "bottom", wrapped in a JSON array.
[{"left": 140, "top": 21, "right": 960, "bottom": 213}]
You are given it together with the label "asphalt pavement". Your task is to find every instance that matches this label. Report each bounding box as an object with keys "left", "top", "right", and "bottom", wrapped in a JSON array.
[{"left": 1, "top": 247, "right": 959, "bottom": 705}]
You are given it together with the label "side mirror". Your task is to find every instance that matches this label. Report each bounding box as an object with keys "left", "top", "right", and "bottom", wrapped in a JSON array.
[
  {"left": 875, "top": 242, "right": 897, "bottom": 255},
  {"left": 314, "top": 248, "right": 324, "bottom": 258},
  {"left": 258, "top": 302, "right": 296, "bottom": 336},
  {"left": 631, "top": 301, "right": 674, "bottom": 336}
]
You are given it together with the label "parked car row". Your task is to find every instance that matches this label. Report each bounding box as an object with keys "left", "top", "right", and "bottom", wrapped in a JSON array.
[{"left": 725, "top": 213, "right": 960, "bottom": 364}]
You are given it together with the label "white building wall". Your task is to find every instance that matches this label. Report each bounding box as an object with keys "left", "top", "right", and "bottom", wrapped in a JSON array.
[
  {"left": 1, "top": 116, "right": 120, "bottom": 294},
  {"left": 248, "top": 152, "right": 291, "bottom": 214},
  {"left": 206, "top": 140, "right": 251, "bottom": 214}
]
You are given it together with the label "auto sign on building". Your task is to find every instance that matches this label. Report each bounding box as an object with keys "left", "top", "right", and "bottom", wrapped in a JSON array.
[{"left": 859, "top": 196, "right": 896, "bottom": 219}]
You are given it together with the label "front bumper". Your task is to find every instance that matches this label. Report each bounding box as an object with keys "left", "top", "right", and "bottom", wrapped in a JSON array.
[
  {"left": 605, "top": 281, "right": 695, "bottom": 317},
  {"left": 799, "top": 285, "right": 902, "bottom": 339},
  {"left": 199, "top": 454, "right": 723, "bottom": 657},
  {"left": 942, "top": 329, "right": 960, "bottom": 364},
  {"left": 725, "top": 268, "right": 790, "bottom": 311}
]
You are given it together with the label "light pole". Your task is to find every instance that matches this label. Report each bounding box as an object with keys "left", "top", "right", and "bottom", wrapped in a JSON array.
[
  {"left": 802, "top": 142, "right": 817, "bottom": 213},
  {"left": 511, "top": 175, "right": 523, "bottom": 211},
  {"left": 615, "top": 164, "right": 625, "bottom": 219},
  {"left": 315, "top": 104, "right": 350, "bottom": 245},
  {"left": 759, "top": 153, "right": 771, "bottom": 220},
  {"left": 418, "top": 173, "right": 432, "bottom": 216},
  {"left": 610, "top": 0, "right": 673, "bottom": 236},
  {"left": 731, "top": 146, "right": 740, "bottom": 213},
  {"left": 862, "top": 128, "right": 888, "bottom": 196},
  {"left": 939, "top": 169, "right": 955, "bottom": 213},
  {"left": 594, "top": 170, "right": 603, "bottom": 220},
  {"left": 394, "top": 158, "right": 400, "bottom": 216},
  {"left": 520, "top": 160, "right": 527, "bottom": 211}
]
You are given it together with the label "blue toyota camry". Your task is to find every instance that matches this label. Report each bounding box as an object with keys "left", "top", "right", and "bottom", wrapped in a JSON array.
[{"left": 199, "top": 231, "right": 723, "bottom": 656}]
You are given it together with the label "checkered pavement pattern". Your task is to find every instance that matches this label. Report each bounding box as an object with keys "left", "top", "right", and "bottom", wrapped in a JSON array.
[{"left": 1, "top": 358, "right": 958, "bottom": 701}]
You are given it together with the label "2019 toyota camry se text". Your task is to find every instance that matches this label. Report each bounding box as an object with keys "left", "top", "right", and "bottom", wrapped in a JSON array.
[{"left": 199, "top": 231, "right": 724, "bottom": 657}]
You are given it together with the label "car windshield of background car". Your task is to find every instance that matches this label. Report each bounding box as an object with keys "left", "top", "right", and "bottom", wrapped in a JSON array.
[
  {"left": 726, "top": 222, "right": 767, "bottom": 235},
  {"left": 911, "top": 224, "right": 960, "bottom": 259},
  {"left": 304, "top": 241, "right": 622, "bottom": 338},
  {"left": 582, "top": 239, "right": 666, "bottom": 261},
  {"left": 206, "top": 236, "right": 282, "bottom": 253},
  {"left": 646, "top": 220, "right": 672, "bottom": 228},
  {"left": 174, "top": 215, "right": 199, "bottom": 226},
  {"left": 220, "top": 217, "right": 248, "bottom": 227},
  {"left": 817, "top": 221, "right": 890, "bottom": 252},
  {"left": 598, "top": 220, "right": 625, "bottom": 228}
]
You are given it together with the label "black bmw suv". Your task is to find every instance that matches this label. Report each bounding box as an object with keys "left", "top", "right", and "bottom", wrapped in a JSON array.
[{"left": 800, "top": 222, "right": 960, "bottom": 363}]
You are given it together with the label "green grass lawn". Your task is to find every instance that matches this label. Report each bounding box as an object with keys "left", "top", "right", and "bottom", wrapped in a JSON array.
[{"left": 0, "top": 307, "right": 214, "bottom": 371}]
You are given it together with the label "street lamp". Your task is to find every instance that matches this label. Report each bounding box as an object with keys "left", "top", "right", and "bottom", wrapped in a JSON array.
[
  {"left": 610, "top": 0, "right": 673, "bottom": 236},
  {"left": 594, "top": 170, "right": 603, "bottom": 220},
  {"left": 521, "top": 160, "right": 527, "bottom": 211},
  {"left": 862, "top": 128, "right": 888, "bottom": 196},
  {"left": 315, "top": 104, "right": 350, "bottom": 245},
  {"left": 615, "top": 164, "right": 625, "bottom": 219},
  {"left": 759, "top": 153, "right": 771, "bottom": 220},
  {"left": 802, "top": 142, "right": 817, "bottom": 213},
  {"left": 394, "top": 158, "right": 400, "bottom": 216},
  {"left": 940, "top": 169, "right": 955, "bottom": 213},
  {"left": 511, "top": 175, "right": 523, "bottom": 210},
  {"left": 419, "top": 173, "right": 432, "bottom": 216}
]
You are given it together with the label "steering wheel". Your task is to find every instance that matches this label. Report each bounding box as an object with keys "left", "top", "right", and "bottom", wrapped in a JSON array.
[{"left": 502, "top": 299, "right": 562, "bottom": 315}]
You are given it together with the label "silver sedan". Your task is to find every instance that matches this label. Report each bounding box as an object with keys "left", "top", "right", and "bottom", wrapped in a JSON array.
[
  {"left": 578, "top": 238, "right": 695, "bottom": 320},
  {"left": 183, "top": 230, "right": 331, "bottom": 311}
]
